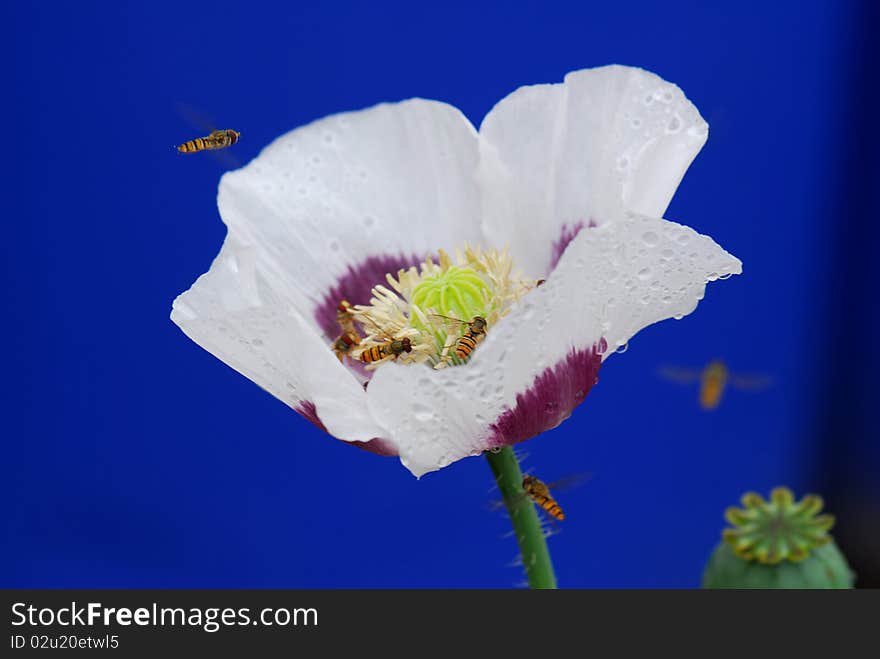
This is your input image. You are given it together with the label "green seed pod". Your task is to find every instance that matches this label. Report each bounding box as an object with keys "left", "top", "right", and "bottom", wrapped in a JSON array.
[{"left": 701, "top": 487, "right": 855, "bottom": 589}]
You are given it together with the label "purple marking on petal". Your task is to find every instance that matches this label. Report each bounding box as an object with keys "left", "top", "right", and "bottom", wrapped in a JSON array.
[
  {"left": 352, "top": 437, "right": 399, "bottom": 457},
  {"left": 485, "top": 339, "right": 607, "bottom": 449},
  {"left": 314, "top": 254, "right": 424, "bottom": 338},
  {"left": 296, "top": 400, "right": 328, "bottom": 432},
  {"left": 295, "top": 400, "right": 398, "bottom": 457},
  {"left": 548, "top": 222, "right": 585, "bottom": 273}
]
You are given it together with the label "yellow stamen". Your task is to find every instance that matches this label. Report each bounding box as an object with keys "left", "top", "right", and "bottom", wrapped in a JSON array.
[{"left": 346, "top": 245, "right": 539, "bottom": 369}]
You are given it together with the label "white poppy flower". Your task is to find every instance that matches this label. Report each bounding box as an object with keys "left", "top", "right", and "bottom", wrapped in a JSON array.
[{"left": 171, "top": 65, "right": 741, "bottom": 478}]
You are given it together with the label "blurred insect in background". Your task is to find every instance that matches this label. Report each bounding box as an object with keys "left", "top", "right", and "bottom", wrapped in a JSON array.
[
  {"left": 658, "top": 359, "right": 773, "bottom": 410},
  {"left": 174, "top": 102, "right": 242, "bottom": 167}
]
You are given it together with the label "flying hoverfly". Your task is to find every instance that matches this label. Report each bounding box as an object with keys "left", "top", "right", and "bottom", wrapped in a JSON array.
[
  {"left": 658, "top": 359, "right": 772, "bottom": 410},
  {"left": 491, "top": 472, "right": 592, "bottom": 522},
  {"left": 174, "top": 102, "right": 242, "bottom": 167},
  {"left": 176, "top": 128, "right": 240, "bottom": 154}
]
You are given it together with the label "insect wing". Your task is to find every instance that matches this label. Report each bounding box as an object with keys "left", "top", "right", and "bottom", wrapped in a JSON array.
[
  {"left": 175, "top": 101, "right": 219, "bottom": 134},
  {"left": 545, "top": 472, "right": 593, "bottom": 492},
  {"left": 428, "top": 313, "right": 469, "bottom": 331},
  {"left": 729, "top": 373, "right": 774, "bottom": 391},
  {"left": 657, "top": 365, "right": 701, "bottom": 384},
  {"left": 359, "top": 314, "right": 394, "bottom": 342}
]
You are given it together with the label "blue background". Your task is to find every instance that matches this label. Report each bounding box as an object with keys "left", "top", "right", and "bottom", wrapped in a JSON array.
[{"left": 5, "top": 0, "right": 878, "bottom": 587}]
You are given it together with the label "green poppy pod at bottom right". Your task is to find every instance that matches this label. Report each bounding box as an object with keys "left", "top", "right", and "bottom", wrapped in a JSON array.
[{"left": 702, "top": 487, "right": 856, "bottom": 589}]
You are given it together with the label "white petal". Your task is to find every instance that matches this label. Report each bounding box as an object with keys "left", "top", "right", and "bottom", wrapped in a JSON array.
[
  {"left": 367, "top": 212, "right": 740, "bottom": 477},
  {"left": 478, "top": 65, "right": 708, "bottom": 278},
  {"left": 171, "top": 236, "right": 388, "bottom": 444},
  {"left": 218, "top": 99, "right": 483, "bottom": 332}
]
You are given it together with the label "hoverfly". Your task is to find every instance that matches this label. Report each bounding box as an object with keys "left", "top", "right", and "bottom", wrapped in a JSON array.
[
  {"left": 330, "top": 300, "right": 364, "bottom": 363},
  {"left": 177, "top": 128, "right": 240, "bottom": 154},
  {"left": 355, "top": 315, "right": 414, "bottom": 366},
  {"left": 357, "top": 336, "right": 413, "bottom": 364},
  {"left": 430, "top": 314, "right": 488, "bottom": 362},
  {"left": 332, "top": 332, "right": 361, "bottom": 363},
  {"left": 658, "top": 359, "right": 773, "bottom": 410},
  {"left": 174, "top": 102, "right": 241, "bottom": 166},
  {"left": 335, "top": 300, "right": 358, "bottom": 335},
  {"left": 491, "top": 472, "right": 592, "bottom": 523}
]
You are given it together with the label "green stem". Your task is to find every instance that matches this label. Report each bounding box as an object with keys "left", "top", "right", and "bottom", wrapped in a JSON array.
[{"left": 485, "top": 447, "right": 557, "bottom": 589}]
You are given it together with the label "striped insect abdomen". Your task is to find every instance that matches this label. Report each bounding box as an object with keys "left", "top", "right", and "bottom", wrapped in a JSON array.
[
  {"left": 358, "top": 344, "right": 387, "bottom": 364},
  {"left": 454, "top": 334, "right": 479, "bottom": 360},
  {"left": 534, "top": 493, "right": 565, "bottom": 521},
  {"left": 177, "top": 137, "right": 207, "bottom": 153}
]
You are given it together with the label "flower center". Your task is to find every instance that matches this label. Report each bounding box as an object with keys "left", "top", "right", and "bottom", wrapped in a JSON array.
[
  {"left": 330, "top": 246, "right": 538, "bottom": 370},
  {"left": 411, "top": 266, "right": 491, "bottom": 322}
]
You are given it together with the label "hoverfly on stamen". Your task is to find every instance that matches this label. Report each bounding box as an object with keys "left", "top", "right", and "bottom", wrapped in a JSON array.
[
  {"left": 332, "top": 332, "right": 361, "bottom": 363},
  {"left": 330, "top": 299, "right": 364, "bottom": 363},
  {"left": 357, "top": 336, "right": 413, "bottom": 365},
  {"left": 354, "top": 315, "right": 415, "bottom": 366},
  {"left": 429, "top": 314, "right": 488, "bottom": 364},
  {"left": 335, "top": 300, "right": 358, "bottom": 335}
]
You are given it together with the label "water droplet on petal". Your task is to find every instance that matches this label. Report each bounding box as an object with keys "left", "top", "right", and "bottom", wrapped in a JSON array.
[{"left": 413, "top": 403, "right": 433, "bottom": 422}]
